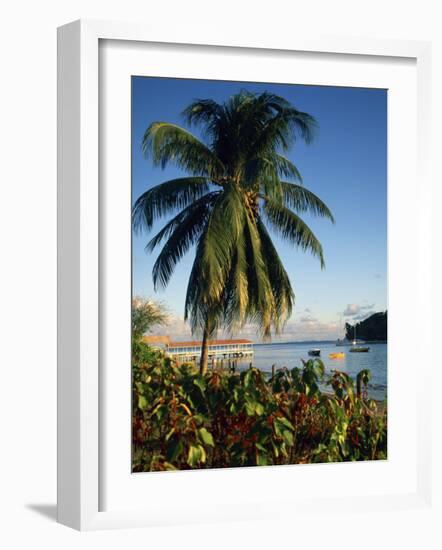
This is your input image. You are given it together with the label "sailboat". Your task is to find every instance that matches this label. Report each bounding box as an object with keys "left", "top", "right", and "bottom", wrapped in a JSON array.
[
  {"left": 349, "top": 323, "right": 370, "bottom": 353},
  {"left": 335, "top": 315, "right": 353, "bottom": 346}
]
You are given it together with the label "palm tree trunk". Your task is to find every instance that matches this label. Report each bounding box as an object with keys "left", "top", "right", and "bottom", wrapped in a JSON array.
[{"left": 199, "top": 324, "right": 210, "bottom": 375}]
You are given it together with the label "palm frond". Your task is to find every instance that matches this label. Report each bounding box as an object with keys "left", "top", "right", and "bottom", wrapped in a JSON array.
[
  {"left": 256, "top": 218, "right": 294, "bottom": 327},
  {"left": 251, "top": 105, "right": 317, "bottom": 156},
  {"left": 262, "top": 197, "right": 325, "bottom": 268},
  {"left": 197, "top": 185, "right": 246, "bottom": 301},
  {"left": 280, "top": 181, "right": 335, "bottom": 222},
  {"left": 132, "top": 177, "right": 210, "bottom": 232},
  {"left": 149, "top": 193, "right": 218, "bottom": 289},
  {"left": 182, "top": 99, "right": 225, "bottom": 141},
  {"left": 219, "top": 229, "right": 249, "bottom": 332},
  {"left": 142, "top": 122, "right": 224, "bottom": 177},
  {"left": 243, "top": 153, "right": 302, "bottom": 203},
  {"left": 184, "top": 228, "right": 221, "bottom": 333},
  {"left": 132, "top": 177, "right": 212, "bottom": 232},
  {"left": 183, "top": 235, "right": 206, "bottom": 332},
  {"left": 243, "top": 156, "right": 283, "bottom": 202},
  {"left": 242, "top": 210, "right": 276, "bottom": 339},
  {"left": 274, "top": 154, "right": 303, "bottom": 182},
  {"left": 184, "top": 186, "right": 248, "bottom": 332}
]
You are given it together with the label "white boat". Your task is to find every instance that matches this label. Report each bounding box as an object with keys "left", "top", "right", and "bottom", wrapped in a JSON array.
[{"left": 308, "top": 348, "right": 321, "bottom": 357}]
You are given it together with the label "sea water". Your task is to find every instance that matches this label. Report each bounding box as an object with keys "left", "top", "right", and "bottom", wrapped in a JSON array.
[{"left": 234, "top": 341, "right": 387, "bottom": 400}]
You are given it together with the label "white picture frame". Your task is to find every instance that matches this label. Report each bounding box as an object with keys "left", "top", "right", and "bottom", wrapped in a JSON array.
[{"left": 57, "top": 19, "right": 432, "bottom": 531}]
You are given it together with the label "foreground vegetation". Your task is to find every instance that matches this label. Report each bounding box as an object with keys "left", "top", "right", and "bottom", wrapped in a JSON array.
[{"left": 132, "top": 343, "right": 387, "bottom": 472}]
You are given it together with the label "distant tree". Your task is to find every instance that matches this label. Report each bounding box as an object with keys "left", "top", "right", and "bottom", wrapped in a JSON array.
[
  {"left": 345, "top": 311, "right": 387, "bottom": 341},
  {"left": 132, "top": 296, "right": 169, "bottom": 341}
]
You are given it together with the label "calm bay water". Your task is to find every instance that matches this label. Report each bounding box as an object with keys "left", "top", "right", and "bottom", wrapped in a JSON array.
[{"left": 234, "top": 341, "right": 387, "bottom": 400}]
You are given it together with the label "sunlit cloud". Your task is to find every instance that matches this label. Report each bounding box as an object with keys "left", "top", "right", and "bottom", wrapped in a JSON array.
[
  {"left": 343, "top": 303, "right": 375, "bottom": 317},
  {"left": 149, "top": 314, "right": 193, "bottom": 341},
  {"left": 149, "top": 313, "right": 341, "bottom": 343},
  {"left": 299, "top": 315, "right": 319, "bottom": 324}
]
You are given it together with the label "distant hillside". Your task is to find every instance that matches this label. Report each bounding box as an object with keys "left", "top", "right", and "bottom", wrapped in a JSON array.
[{"left": 345, "top": 311, "right": 387, "bottom": 342}]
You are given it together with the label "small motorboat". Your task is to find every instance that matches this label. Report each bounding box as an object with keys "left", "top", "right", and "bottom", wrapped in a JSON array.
[
  {"left": 329, "top": 352, "right": 345, "bottom": 359},
  {"left": 349, "top": 346, "right": 370, "bottom": 353},
  {"left": 308, "top": 349, "right": 321, "bottom": 357}
]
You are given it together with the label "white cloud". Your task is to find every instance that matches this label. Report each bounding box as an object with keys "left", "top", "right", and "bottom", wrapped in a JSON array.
[
  {"left": 343, "top": 303, "right": 375, "bottom": 317},
  {"left": 299, "top": 315, "right": 319, "bottom": 324},
  {"left": 232, "top": 319, "right": 340, "bottom": 342},
  {"left": 277, "top": 319, "right": 340, "bottom": 341},
  {"left": 149, "top": 314, "right": 193, "bottom": 341},
  {"left": 343, "top": 304, "right": 359, "bottom": 316},
  {"left": 148, "top": 311, "right": 341, "bottom": 343}
]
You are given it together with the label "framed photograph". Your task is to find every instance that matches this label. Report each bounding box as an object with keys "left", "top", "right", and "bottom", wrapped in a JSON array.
[{"left": 57, "top": 19, "right": 432, "bottom": 530}]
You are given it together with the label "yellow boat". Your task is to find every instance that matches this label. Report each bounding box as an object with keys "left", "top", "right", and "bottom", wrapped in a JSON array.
[{"left": 329, "top": 352, "right": 345, "bottom": 359}]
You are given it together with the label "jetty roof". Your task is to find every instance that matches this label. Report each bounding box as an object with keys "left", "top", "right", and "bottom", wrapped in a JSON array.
[{"left": 167, "top": 339, "right": 252, "bottom": 347}]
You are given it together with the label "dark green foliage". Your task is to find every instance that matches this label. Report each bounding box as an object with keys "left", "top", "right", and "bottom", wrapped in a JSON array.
[
  {"left": 345, "top": 311, "right": 388, "bottom": 342},
  {"left": 132, "top": 345, "right": 387, "bottom": 471}
]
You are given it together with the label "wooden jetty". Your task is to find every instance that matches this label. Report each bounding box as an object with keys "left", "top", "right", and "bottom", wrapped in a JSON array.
[{"left": 165, "top": 339, "right": 254, "bottom": 362}]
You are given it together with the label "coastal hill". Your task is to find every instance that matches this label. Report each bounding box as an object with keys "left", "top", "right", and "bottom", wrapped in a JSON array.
[{"left": 345, "top": 311, "right": 387, "bottom": 342}]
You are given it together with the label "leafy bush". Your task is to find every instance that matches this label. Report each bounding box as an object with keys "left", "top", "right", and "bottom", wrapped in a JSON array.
[{"left": 132, "top": 343, "right": 387, "bottom": 472}]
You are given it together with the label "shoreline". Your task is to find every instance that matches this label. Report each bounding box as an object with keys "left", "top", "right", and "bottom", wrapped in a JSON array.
[{"left": 253, "top": 340, "right": 387, "bottom": 346}]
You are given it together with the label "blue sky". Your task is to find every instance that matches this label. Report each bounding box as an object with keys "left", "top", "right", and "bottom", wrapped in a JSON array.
[{"left": 132, "top": 77, "right": 387, "bottom": 342}]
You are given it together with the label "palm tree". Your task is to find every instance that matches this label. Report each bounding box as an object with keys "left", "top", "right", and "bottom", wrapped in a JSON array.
[{"left": 133, "top": 91, "right": 334, "bottom": 374}]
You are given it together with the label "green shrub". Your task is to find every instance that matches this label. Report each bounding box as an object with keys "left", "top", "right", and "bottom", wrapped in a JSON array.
[{"left": 132, "top": 347, "right": 387, "bottom": 472}]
